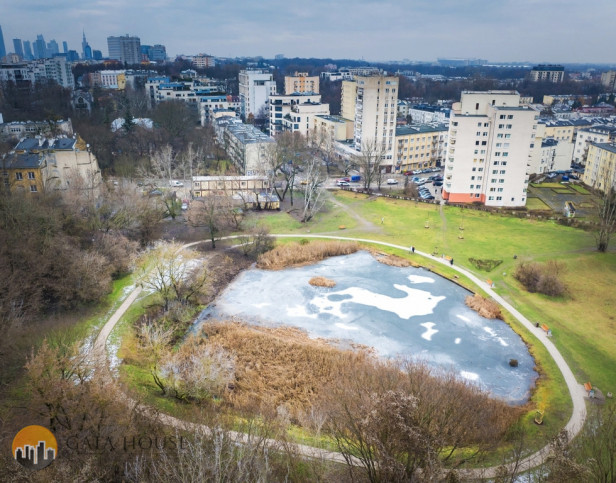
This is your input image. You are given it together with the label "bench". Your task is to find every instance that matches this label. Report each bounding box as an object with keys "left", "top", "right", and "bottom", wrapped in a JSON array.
[
  {"left": 541, "top": 324, "right": 549, "bottom": 332},
  {"left": 584, "top": 382, "right": 592, "bottom": 392}
]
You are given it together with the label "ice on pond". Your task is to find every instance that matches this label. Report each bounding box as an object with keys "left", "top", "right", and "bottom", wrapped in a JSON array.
[
  {"left": 196, "top": 251, "right": 537, "bottom": 404},
  {"left": 420, "top": 322, "right": 438, "bottom": 341}
]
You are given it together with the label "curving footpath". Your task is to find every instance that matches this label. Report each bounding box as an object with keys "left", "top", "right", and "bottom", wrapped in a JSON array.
[{"left": 93, "top": 235, "right": 587, "bottom": 480}]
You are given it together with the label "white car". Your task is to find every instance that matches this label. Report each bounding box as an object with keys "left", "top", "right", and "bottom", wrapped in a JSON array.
[
  {"left": 386, "top": 179, "right": 398, "bottom": 185},
  {"left": 169, "top": 180, "right": 184, "bottom": 187}
]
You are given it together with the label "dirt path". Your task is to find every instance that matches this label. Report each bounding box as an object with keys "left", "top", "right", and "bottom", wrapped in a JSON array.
[
  {"left": 93, "top": 235, "right": 587, "bottom": 480},
  {"left": 327, "top": 194, "right": 382, "bottom": 233}
]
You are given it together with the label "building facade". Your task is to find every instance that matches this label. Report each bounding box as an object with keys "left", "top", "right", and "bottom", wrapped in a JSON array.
[
  {"left": 573, "top": 126, "right": 616, "bottom": 164},
  {"left": 443, "top": 91, "right": 538, "bottom": 207},
  {"left": 238, "top": 69, "right": 277, "bottom": 120},
  {"left": 583, "top": 143, "right": 616, "bottom": 191},
  {"left": 268, "top": 93, "right": 324, "bottom": 135},
  {"left": 352, "top": 75, "right": 399, "bottom": 161},
  {"left": 107, "top": 35, "right": 141, "bottom": 65},
  {"left": 393, "top": 124, "right": 448, "bottom": 172},
  {"left": 601, "top": 71, "right": 616, "bottom": 91},
  {"left": 284, "top": 72, "right": 319, "bottom": 94},
  {"left": 529, "top": 65, "right": 565, "bottom": 83},
  {"left": 222, "top": 122, "right": 274, "bottom": 175}
]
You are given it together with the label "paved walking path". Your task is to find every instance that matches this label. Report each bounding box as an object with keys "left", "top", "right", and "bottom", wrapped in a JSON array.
[{"left": 93, "top": 234, "right": 587, "bottom": 480}]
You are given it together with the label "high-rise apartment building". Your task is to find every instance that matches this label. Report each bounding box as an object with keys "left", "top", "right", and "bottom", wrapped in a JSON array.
[
  {"left": 47, "top": 40, "right": 59, "bottom": 56},
  {"left": 62, "top": 41, "right": 68, "bottom": 54},
  {"left": 13, "top": 39, "right": 24, "bottom": 59},
  {"left": 443, "top": 91, "right": 538, "bottom": 207},
  {"left": 0, "top": 25, "right": 6, "bottom": 60},
  {"left": 601, "top": 71, "right": 616, "bottom": 91},
  {"left": 238, "top": 69, "right": 277, "bottom": 120},
  {"left": 351, "top": 75, "right": 399, "bottom": 160},
  {"left": 284, "top": 72, "right": 319, "bottom": 95},
  {"left": 107, "top": 35, "right": 141, "bottom": 65}
]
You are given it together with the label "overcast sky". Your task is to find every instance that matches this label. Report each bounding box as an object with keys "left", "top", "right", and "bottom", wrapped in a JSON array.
[{"left": 2, "top": 0, "right": 615, "bottom": 63}]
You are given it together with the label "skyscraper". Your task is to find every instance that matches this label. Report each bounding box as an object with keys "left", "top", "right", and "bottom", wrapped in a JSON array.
[
  {"left": 62, "top": 41, "right": 68, "bottom": 54},
  {"left": 34, "top": 34, "right": 47, "bottom": 59},
  {"left": 47, "top": 39, "right": 59, "bottom": 56},
  {"left": 81, "top": 31, "right": 92, "bottom": 60},
  {"left": 23, "top": 41, "right": 34, "bottom": 60},
  {"left": 13, "top": 39, "right": 24, "bottom": 59},
  {"left": 0, "top": 25, "right": 6, "bottom": 59},
  {"left": 107, "top": 35, "right": 141, "bottom": 64}
]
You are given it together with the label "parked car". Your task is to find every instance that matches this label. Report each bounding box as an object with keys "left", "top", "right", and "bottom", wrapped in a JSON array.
[
  {"left": 169, "top": 180, "right": 184, "bottom": 187},
  {"left": 433, "top": 181, "right": 443, "bottom": 186},
  {"left": 336, "top": 180, "right": 350, "bottom": 187},
  {"left": 547, "top": 172, "right": 558, "bottom": 179},
  {"left": 386, "top": 179, "right": 398, "bottom": 185}
]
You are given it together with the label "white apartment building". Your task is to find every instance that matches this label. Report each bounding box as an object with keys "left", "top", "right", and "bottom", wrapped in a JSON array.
[
  {"left": 268, "top": 93, "right": 324, "bottom": 135},
  {"left": 529, "top": 65, "right": 565, "bottom": 83},
  {"left": 528, "top": 137, "right": 573, "bottom": 175},
  {"left": 444, "top": 91, "right": 538, "bottom": 207},
  {"left": 238, "top": 69, "right": 277, "bottom": 120},
  {"left": 351, "top": 75, "right": 399, "bottom": 160},
  {"left": 601, "top": 71, "right": 616, "bottom": 91},
  {"left": 573, "top": 126, "right": 616, "bottom": 164},
  {"left": 281, "top": 101, "right": 330, "bottom": 138},
  {"left": 192, "top": 54, "right": 215, "bottom": 69},
  {"left": 100, "top": 70, "right": 125, "bottom": 89}
]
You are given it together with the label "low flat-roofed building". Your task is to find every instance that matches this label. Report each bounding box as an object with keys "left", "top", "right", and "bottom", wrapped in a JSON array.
[
  {"left": 223, "top": 123, "right": 274, "bottom": 175},
  {"left": 313, "top": 114, "right": 354, "bottom": 142},
  {"left": 191, "top": 175, "right": 270, "bottom": 197},
  {"left": 394, "top": 123, "right": 449, "bottom": 173}
]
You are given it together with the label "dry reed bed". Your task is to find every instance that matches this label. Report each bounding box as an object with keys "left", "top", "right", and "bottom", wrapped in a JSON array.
[
  {"left": 199, "top": 321, "right": 371, "bottom": 414},
  {"left": 199, "top": 321, "right": 523, "bottom": 448},
  {"left": 368, "top": 248, "right": 419, "bottom": 268},
  {"left": 465, "top": 294, "right": 504, "bottom": 320},
  {"left": 256, "top": 240, "right": 359, "bottom": 270},
  {"left": 309, "top": 276, "right": 336, "bottom": 288}
]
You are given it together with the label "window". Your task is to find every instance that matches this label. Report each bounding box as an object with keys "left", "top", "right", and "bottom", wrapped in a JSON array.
[
  {"left": 493, "top": 169, "right": 499, "bottom": 174},
  {"left": 27, "top": 172, "right": 35, "bottom": 180},
  {"left": 489, "top": 196, "right": 494, "bottom": 200},
  {"left": 478, "top": 167, "right": 484, "bottom": 171},
  {"left": 15, "top": 172, "right": 23, "bottom": 180},
  {"left": 475, "top": 141, "right": 480, "bottom": 145},
  {"left": 497, "top": 134, "right": 504, "bottom": 138},
  {"left": 502, "top": 161, "right": 507, "bottom": 166},
  {"left": 30, "top": 185, "right": 37, "bottom": 192},
  {"left": 476, "top": 132, "right": 481, "bottom": 136},
  {"left": 472, "top": 167, "right": 477, "bottom": 171},
  {"left": 499, "top": 179, "right": 505, "bottom": 183},
  {"left": 495, "top": 152, "right": 501, "bottom": 156},
  {"left": 500, "top": 170, "right": 506, "bottom": 174},
  {"left": 506, "top": 124, "right": 512, "bottom": 129},
  {"left": 496, "top": 196, "right": 502, "bottom": 201},
  {"left": 505, "top": 134, "right": 511, "bottom": 138},
  {"left": 481, "top": 141, "right": 487, "bottom": 145},
  {"left": 502, "top": 152, "right": 509, "bottom": 157},
  {"left": 507, "top": 115, "right": 513, "bottom": 119},
  {"left": 470, "top": 185, "right": 474, "bottom": 189},
  {"left": 499, "top": 114, "right": 506, "bottom": 119},
  {"left": 498, "top": 124, "right": 504, "bottom": 129},
  {"left": 471, "top": 176, "right": 475, "bottom": 180},
  {"left": 484, "top": 123, "right": 489, "bottom": 127},
  {"left": 497, "top": 188, "right": 503, "bottom": 192}
]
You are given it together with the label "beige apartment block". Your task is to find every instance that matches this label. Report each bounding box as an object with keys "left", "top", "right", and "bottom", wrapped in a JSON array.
[
  {"left": 340, "top": 80, "right": 357, "bottom": 122},
  {"left": 583, "top": 143, "right": 616, "bottom": 191},
  {"left": 444, "top": 91, "right": 538, "bottom": 207},
  {"left": 284, "top": 72, "right": 319, "bottom": 95},
  {"left": 313, "top": 115, "right": 354, "bottom": 142},
  {"left": 352, "top": 75, "right": 399, "bottom": 161},
  {"left": 393, "top": 124, "right": 448, "bottom": 172}
]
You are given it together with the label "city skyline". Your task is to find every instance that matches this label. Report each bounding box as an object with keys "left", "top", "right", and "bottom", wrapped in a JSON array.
[{"left": 1, "top": 0, "right": 616, "bottom": 63}]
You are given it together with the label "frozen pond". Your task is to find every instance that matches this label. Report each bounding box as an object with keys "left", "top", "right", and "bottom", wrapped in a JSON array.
[{"left": 197, "top": 251, "right": 537, "bottom": 403}]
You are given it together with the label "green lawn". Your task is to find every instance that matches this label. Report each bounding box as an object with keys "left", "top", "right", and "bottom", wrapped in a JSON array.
[
  {"left": 526, "top": 197, "right": 552, "bottom": 211},
  {"left": 530, "top": 183, "right": 567, "bottom": 188},
  {"left": 551, "top": 188, "right": 574, "bottom": 194},
  {"left": 570, "top": 184, "right": 591, "bottom": 195}
]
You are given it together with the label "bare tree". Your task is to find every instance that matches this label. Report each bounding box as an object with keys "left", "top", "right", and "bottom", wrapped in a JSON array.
[
  {"left": 300, "top": 151, "right": 327, "bottom": 223},
  {"left": 149, "top": 144, "right": 176, "bottom": 181},
  {"left": 264, "top": 132, "right": 305, "bottom": 205},
  {"left": 186, "top": 195, "right": 233, "bottom": 249},
  {"left": 354, "top": 140, "right": 385, "bottom": 191}
]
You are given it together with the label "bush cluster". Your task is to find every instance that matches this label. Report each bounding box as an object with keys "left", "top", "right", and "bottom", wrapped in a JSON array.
[{"left": 513, "top": 260, "right": 567, "bottom": 297}]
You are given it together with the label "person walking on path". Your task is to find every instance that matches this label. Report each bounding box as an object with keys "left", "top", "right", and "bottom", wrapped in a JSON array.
[
  {"left": 450, "top": 258, "right": 454, "bottom": 266},
  {"left": 411, "top": 246, "right": 415, "bottom": 253}
]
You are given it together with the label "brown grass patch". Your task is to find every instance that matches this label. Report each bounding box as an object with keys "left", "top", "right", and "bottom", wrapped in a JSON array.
[
  {"left": 368, "top": 248, "right": 418, "bottom": 267},
  {"left": 309, "top": 276, "right": 336, "bottom": 288},
  {"left": 256, "top": 240, "right": 359, "bottom": 270},
  {"left": 465, "top": 294, "right": 503, "bottom": 320},
  {"left": 199, "top": 321, "right": 372, "bottom": 415}
]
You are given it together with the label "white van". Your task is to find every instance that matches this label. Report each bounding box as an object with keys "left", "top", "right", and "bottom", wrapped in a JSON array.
[{"left": 169, "top": 180, "right": 184, "bottom": 187}]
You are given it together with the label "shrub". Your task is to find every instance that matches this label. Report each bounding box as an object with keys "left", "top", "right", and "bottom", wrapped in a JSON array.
[
  {"left": 465, "top": 294, "right": 503, "bottom": 320},
  {"left": 513, "top": 260, "right": 566, "bottom": 297},
  {"left": 509, "top": 359, "right": 519, "bottom": 367},
  {"left": 468, "top": 258, "right": 503, "bottom": 272}
]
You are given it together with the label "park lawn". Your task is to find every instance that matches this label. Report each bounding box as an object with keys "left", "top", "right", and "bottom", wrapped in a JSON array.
[
  {"left": 526, "top": 197, "right": 552, "bottom": 211},
  {"left": 495, "top": 253, "right": 616, "bottom": 393},
  {"left": 551, "top": 188, "right": 574, "bottom": 194}
]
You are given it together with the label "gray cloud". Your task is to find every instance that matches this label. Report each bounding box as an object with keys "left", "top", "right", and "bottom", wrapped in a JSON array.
[{"left": 1, "top": 0, "right": 615, "bottom": 62}]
